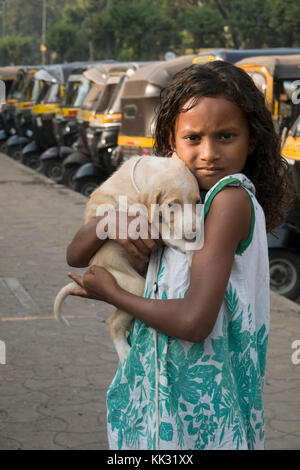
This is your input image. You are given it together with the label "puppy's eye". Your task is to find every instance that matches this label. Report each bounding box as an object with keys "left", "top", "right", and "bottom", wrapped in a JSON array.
[{"left": 195, "top": 199, "right": 201, "bottom": 205}]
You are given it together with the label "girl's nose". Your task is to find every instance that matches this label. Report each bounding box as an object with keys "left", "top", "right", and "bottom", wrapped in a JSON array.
[{"left": 199, "top": 138, "right": 219, "bottom": 162}]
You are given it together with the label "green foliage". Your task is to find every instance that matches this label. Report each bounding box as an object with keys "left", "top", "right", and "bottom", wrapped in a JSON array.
[
  {"left": 0, "top": 0, "right": 300, "bottom": 64},
  {"left": 0, "top": 35, "right": 33, "bottom": 65}
]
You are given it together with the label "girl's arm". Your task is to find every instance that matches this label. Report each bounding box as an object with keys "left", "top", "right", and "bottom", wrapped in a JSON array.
[{"left": 68, "top": 187, "right": 252, "bottom": 342}]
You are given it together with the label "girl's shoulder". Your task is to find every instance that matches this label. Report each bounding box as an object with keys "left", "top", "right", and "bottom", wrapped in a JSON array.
[
  {"left": 203, "top": 173, "right": 265, "bottom": 256},
  {"left": 203, "top": 173, "right": 257, "bottom": 218}
]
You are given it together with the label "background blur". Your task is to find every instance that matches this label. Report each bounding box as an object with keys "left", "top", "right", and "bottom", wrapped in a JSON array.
[{"left": 0, "top": 0, "right": 300, "bottom": 65}]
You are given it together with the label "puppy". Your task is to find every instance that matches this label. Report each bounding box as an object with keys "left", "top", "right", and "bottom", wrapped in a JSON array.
[{"left": 54, "top": 154, "right": 201, "bottom": 364}]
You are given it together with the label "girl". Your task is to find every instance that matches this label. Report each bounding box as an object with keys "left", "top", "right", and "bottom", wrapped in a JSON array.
[{"left": 66, "top": 61, "right": 294, "bottom": 450}]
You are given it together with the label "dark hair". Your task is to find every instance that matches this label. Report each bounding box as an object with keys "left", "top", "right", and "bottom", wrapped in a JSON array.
[{"left": 153, "top": 61, "right": 295, "bottom": 232}]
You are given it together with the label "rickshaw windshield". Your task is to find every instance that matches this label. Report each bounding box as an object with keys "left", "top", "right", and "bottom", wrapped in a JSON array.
[
  {"left": 81, "top": 83, "right": 103, "bottom": 110},
  {"left": 278, "top": 79, "right": 300, "bottom": 120},
  {"left": 247, "top": 71, "right": 267, "bottom": 96},
  {"left": 61, "top": 76, "right": 90, "bottom": 108},
  {"left": 96, "top": 75, "right": 124, "bottom": 114},
  {"left": 36, "top": 80, "right": 60, "bottom": 104},
  {"left": 7, "top": 73, "right": 24, "bottom": 99},
  {"left": 20, "top": 75, "right": 39, "bottom": 101}
]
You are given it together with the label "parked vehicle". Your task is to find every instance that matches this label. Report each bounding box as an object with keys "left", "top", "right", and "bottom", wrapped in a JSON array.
[
  {"left": 236, "top": 54, "right": 300, "bottom": 137},
  {"left": 21, "top": 64, "right": 75, "bottom": 169},
  {"left": 5, "top": 66, "right": 42, "bottom": 160},
  {"left": 73, "top": 62, "right": 151, "bottom": 196},
  {"left": 0, "top": 65, "right": 21, "bottom": 126},
  {"left": 0, "top": 66, "right": 28, "bottom": 149},
  {"left": 59, "top": 64, "right": 114, "bottom": 188},
  {"left": 193, "top": 48, "right": 300, "bottom": 65},
  {"left": 267, "top": 114, "right": 300, "bottom": 300},
  {"left": 117, "top": 55, "right": 195, "bottom": 160},
  {"left": 38, "top": 64, "right": 92, "bottom": 180}
]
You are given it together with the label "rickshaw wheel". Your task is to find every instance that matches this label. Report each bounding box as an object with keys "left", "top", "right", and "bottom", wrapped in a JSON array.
[
  {"left": 40, "top": 159, "right": 63, "bottom": 183},
  {"left": 10, "top": 148, "right": 23, "bottom": 161},
  {"left": 61, "top": 165, "right": 79, "bottom": 189},
  {"left": 269, "top": 249, "right": 300, "bottom": 301},
  {"left": 74, "top": 176, "right": 101, "bottom": 197},
  {"left": 22, "top": 153, "right": 41, "bottom": 169}
]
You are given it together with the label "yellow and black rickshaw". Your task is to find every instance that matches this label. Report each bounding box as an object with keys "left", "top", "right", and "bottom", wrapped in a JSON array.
[
  {"left": 38, "top": 62, "right": 97, "bottom": 180},
  {"left": 267, "top": 126, "right": 300, "bottom": 300},
  {"left": 0, "top": 66, "right": 29, "bottom": 146},
  {"left": 5, "top": 66, "right": 42, "bottom": 160},
  {"left": 21, "top": 64, "right": 76, "bottom": 168},
  {"left": 236, "top": 55, "right": 300, "bottom": 299},
  {"left": 117, "top": 55, "right": 195, "bottom": 160},
  {"left": 193, "top": 47, "right": 300, "bottom": 65},
  {"left": 58, "top": 63, "right": 115, "bottom": 187},
  {"left": 236, "top": 54, "right": 300, "bottom": 137},
  {"left": 0, "top": 65, "right": 21, "bottom": 132},
  {"left": 72, "top": 62, "right": 152, "bottom": 196}
]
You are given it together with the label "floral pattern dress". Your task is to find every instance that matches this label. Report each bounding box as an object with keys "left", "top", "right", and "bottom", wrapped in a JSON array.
[{"left": 106, "top": 173, "right": 270, "bottom": 450}]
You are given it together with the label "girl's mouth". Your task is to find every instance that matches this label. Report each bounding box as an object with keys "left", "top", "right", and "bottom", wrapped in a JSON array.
[{"left": 196, "top": 167, "right": 223, "bottom": 176}]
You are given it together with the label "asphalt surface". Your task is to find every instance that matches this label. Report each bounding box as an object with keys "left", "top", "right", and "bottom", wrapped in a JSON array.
[{"left": 0, "top": 152, "right": 299, "bottom": 450}]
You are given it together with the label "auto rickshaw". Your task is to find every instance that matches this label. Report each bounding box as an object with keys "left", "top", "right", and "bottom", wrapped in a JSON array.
[
  {"left": 236, "top": 55, "right": 300, "bottom": 300},
  {"left": 236, "top": 54, "right": 300, "bottom": 137},
  {"left": 117, "top": 55, "right": 195, "bottom": 160},
  {"left": 44, "top": 63, "right": 115, "bottom": 188},
  {"left": 72, "top": 62, "right": 152, "bottom": 196},
  {"left": 38, "top": 63, "right": 94, "bottom": 180},
  {"left": 0, "top": 65, "right": 21, "bottom": 130},
  {"left": 21, "top": 64, "right": 76, "bottom": 169},
  {"left": 193, "top": 47, "right": 300, "bottom": 65},
  {"left": 0, "top": 66, "right": 29, "bottom": 148},
  {"left": 5, "top": 66, "right": 42, "bottom": 160}
]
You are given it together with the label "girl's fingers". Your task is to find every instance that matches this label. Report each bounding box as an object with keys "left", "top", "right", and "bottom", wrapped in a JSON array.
[
  {"left": 68, "top": 271, "right": 84, "bottom": 287},
  {"left": 67, "top": 288, "right": 88, "bottom": 297}
]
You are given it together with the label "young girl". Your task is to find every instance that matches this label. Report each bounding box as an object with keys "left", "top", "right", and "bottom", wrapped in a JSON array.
[{"left": 66, "top": 61, "right": 294, "bottom": 450}]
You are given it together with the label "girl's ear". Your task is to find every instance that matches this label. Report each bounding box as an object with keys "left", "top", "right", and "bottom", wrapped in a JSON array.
[
  {"left": 169, "top": 132, "right": 175, "bottom": 151},
  {"left": 248, "top": 137, "right": 256, "bottom": 155}
]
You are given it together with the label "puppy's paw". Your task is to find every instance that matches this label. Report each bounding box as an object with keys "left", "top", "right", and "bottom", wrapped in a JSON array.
[{"left": 114, "top": 338, "right": 131, "bottom": 365}]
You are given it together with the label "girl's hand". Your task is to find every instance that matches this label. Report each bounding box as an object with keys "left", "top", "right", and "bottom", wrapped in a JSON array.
[
  {"left": 105, "top": 210, "right": 163, "bottom": 262},
  {"left": 67, "top": 266, "right": 119, "bottom": 303}
]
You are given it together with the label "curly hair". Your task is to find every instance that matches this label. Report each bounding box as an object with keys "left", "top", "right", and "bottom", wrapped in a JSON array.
[{"left": 153, "top": 61, "right": 295, "bottom": 232}]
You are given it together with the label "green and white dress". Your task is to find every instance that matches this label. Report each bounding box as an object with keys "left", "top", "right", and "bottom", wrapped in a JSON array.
[{"left": 106, "top": 173, "right": 270, "bottom": 450}]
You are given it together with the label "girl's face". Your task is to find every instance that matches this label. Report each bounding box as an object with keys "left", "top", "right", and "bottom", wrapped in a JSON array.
[{"left": 171, "top": 95, "right": 252, "bottom": 190}]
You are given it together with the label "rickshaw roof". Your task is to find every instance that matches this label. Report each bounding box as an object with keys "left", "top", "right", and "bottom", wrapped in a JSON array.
[
  {"left": 33, "top": 64, "right": 79, "bottom": 84},
  {"left": 0, "top": 65, "right": 23, "bottom": 80},
  {"left": 121, "top": 55, "right": 196, "bottom": 98},
  {"left": 105, "top": 62, "right": 153, "bottom": 75},
  {"left": 83, "top": 63, "right": 117, "bottom": 85},
  {"left": 236, "top": 54, "right": 300, "bottom": 78},
  {"left": 67, "top": 60, "right": 117, "bottom": 77},
  {"left": 195, "top": 48, "right": 300, "bottom": 63}
]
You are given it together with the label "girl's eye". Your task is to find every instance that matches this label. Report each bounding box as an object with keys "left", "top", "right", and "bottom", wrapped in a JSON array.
[
  {"left": 185, "top": 135, "right": 200, "bottom": 142},
  {"left": 220, "top": 133, "right": 235, "bottom": 141}
]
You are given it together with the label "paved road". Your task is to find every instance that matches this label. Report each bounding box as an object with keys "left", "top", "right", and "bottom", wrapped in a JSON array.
[{"left": 0, "top": 153, "right": 299, "bottom": 450}]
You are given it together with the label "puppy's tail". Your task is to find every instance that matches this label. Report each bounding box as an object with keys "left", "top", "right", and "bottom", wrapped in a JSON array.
[{"left": 53, "top": 281, "right": 78, "bottom": 327}]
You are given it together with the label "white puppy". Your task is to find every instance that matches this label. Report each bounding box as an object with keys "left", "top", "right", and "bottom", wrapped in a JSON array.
[{"left": 54, "top": 154, "right": 201, "bottom": 364}]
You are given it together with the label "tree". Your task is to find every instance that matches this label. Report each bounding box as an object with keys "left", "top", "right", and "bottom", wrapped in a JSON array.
[
  {"left": 268, "top": 0, "right": 300, "bottom": 46},
  {"left": 184, "top": 4, "right": 225, "bottom": 50},
  {"left": 0, "top": 35, "right": 32, "bottom": 65}
]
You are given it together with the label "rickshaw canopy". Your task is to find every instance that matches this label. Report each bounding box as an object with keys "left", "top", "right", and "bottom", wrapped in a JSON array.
[
  {"left": 235, "top": 54, "right": 300, "bottom": 79},
  {"left": 122, "top": 55, "right": 196, "bottom": 100},
  {"left": 0, "top": 65, "right": 22, "bottom": 81}
]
